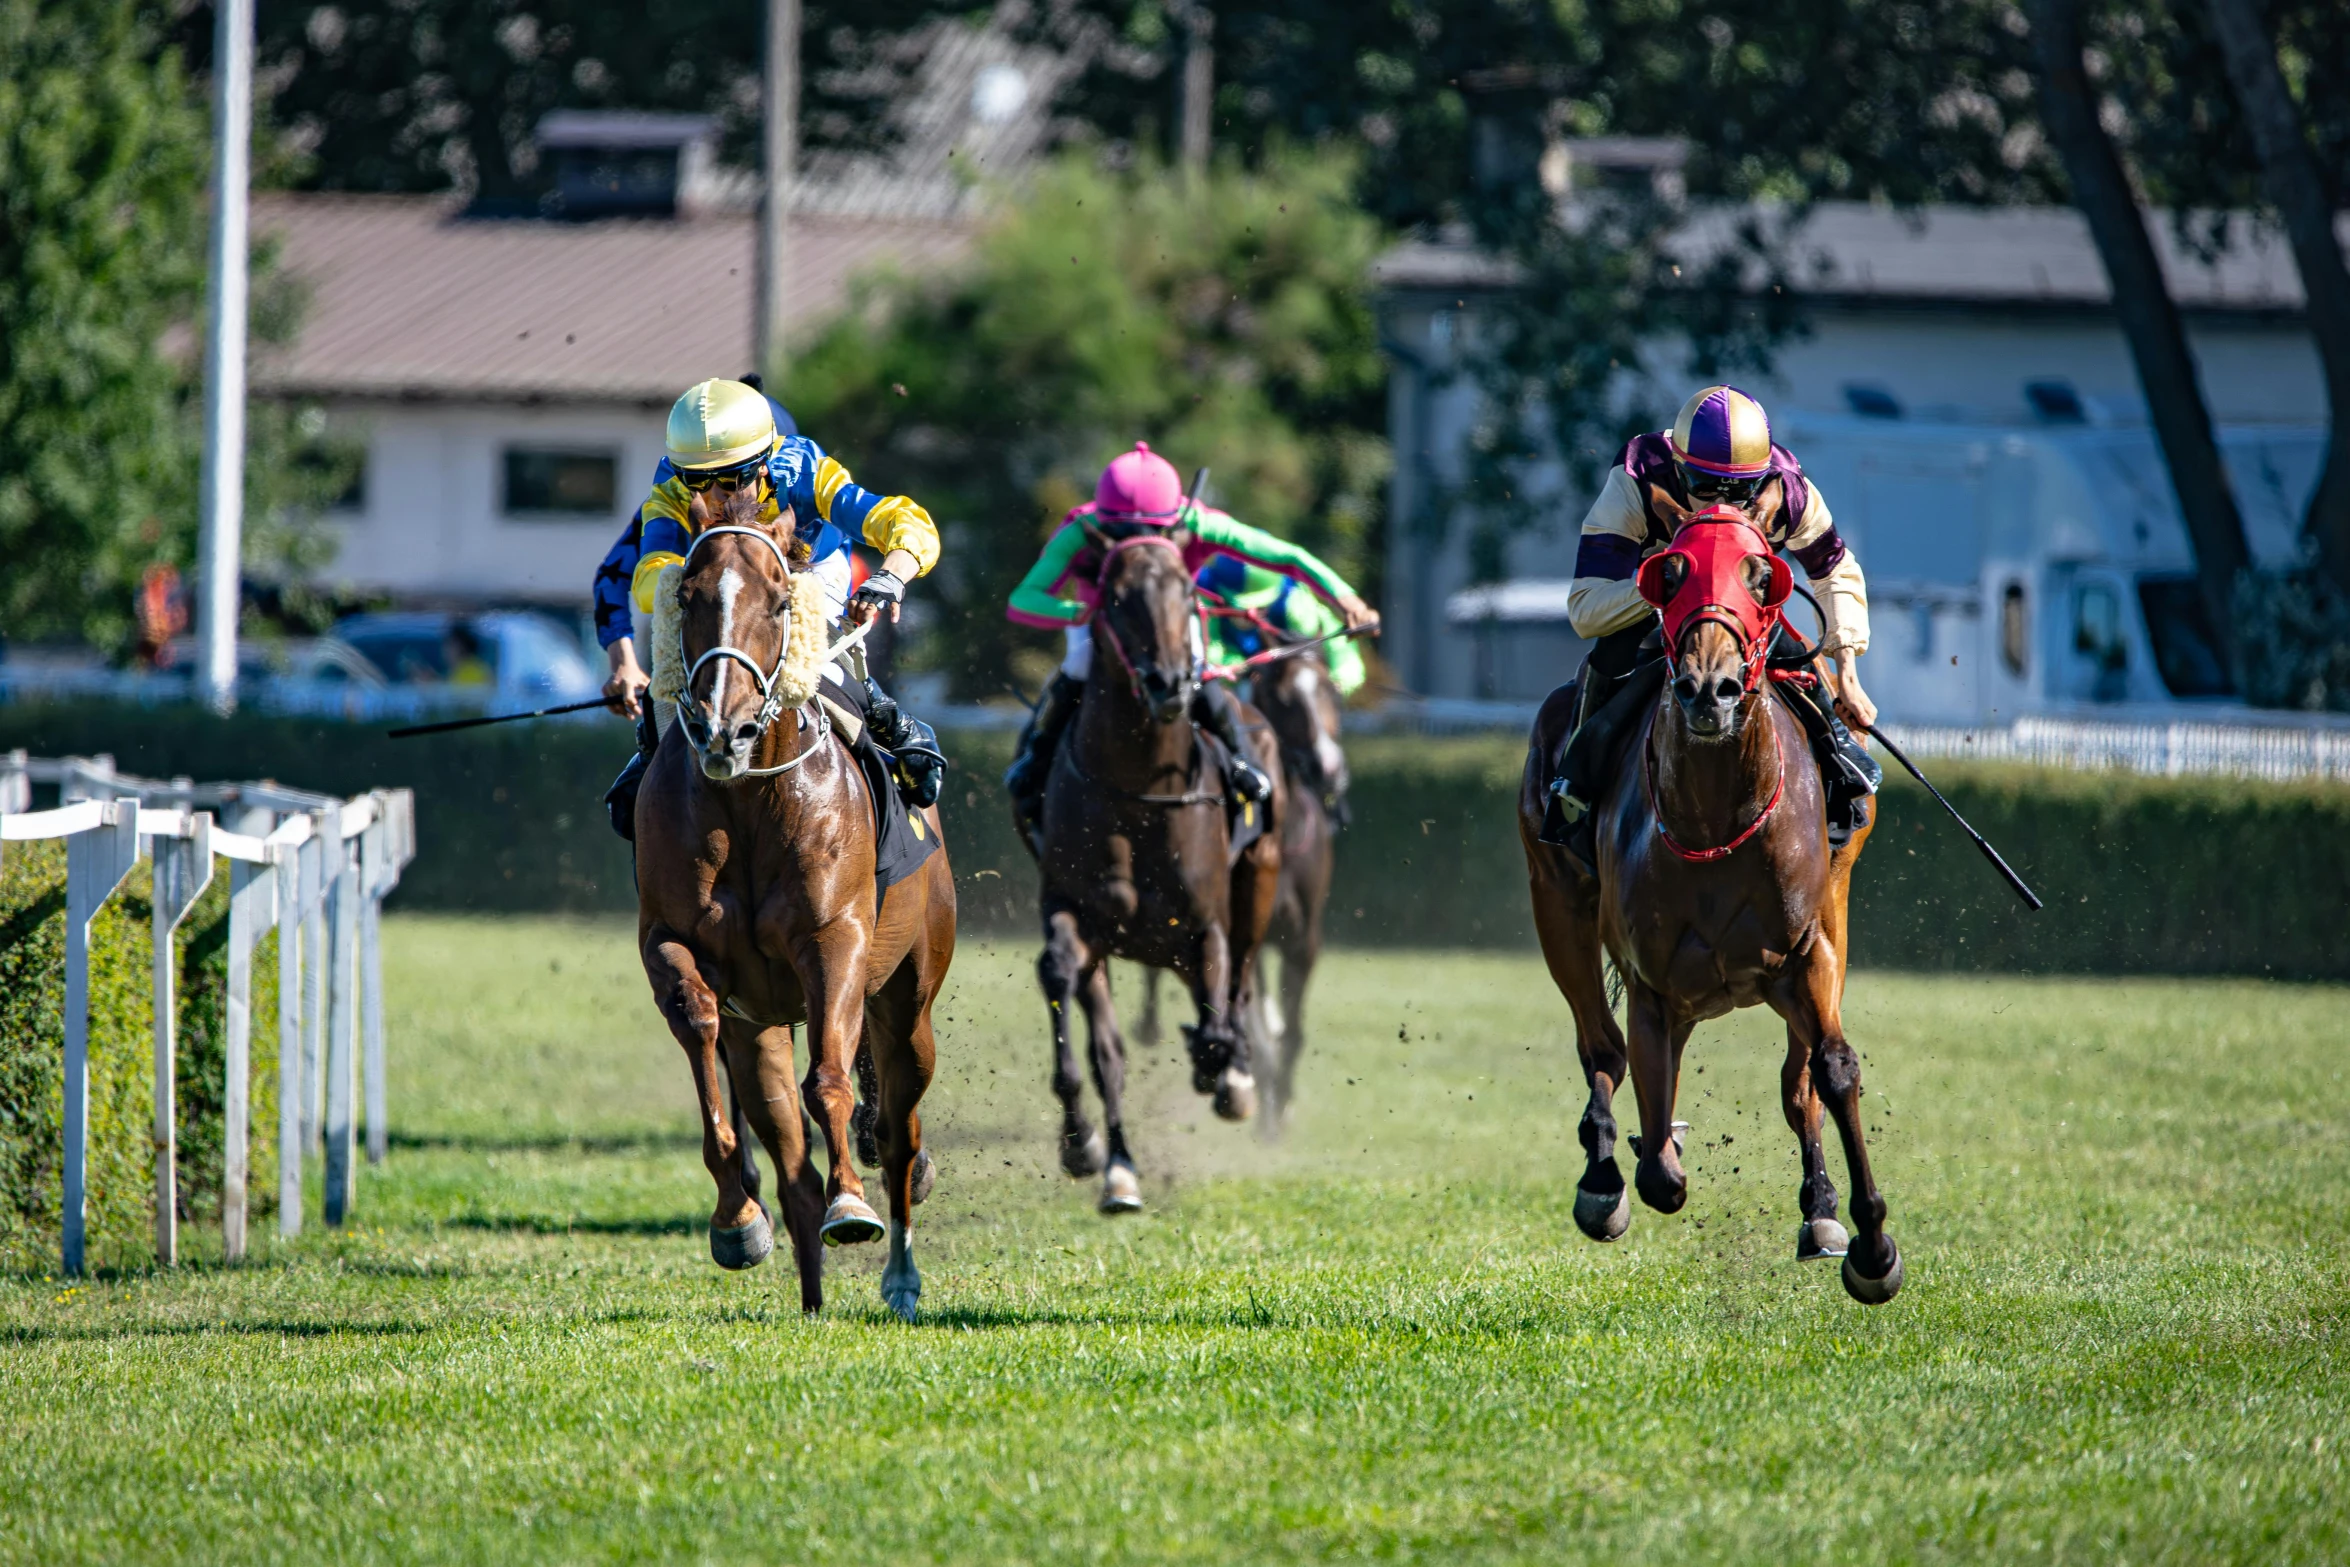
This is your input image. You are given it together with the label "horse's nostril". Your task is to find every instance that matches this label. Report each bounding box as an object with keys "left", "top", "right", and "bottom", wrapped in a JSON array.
[
  {"left": 732, "top": 723, "right": 760, "bottom": 745},
  {"left": 1714, "top": 677, "right": 1743, "bottom": 703},
  {"left": 1673, "top": 677, "right": 1699, "bottom": 704}
]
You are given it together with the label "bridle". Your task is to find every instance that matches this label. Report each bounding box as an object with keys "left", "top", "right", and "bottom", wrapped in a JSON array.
[
  {"left": 1088, "top": 531, "right": 1200, "bottom": 711},
  {"left": 674, "top": 524, "right": 830, "bottom": 778}
]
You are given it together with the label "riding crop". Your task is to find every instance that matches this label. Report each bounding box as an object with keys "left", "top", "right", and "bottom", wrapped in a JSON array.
[
  {"left": 1863, "top": 724, "right": 2043, "bottom": 911},
  {"left": 386, "top": 619, "right": 884, "bottom": 739},
  {"left": 386, "top": 697, "right": 612, "bottom": 738}
]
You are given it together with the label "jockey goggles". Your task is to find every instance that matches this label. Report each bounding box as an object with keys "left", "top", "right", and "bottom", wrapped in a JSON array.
[
  {"left": 1677, "top": 462, "right": 1768, "bottom": 506},
  {"left": 676, "top": 453, "right": 769, "bottom": 492}
]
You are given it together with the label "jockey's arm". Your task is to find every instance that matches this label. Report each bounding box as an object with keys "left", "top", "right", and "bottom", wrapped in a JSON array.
[
  {"left": 783, "top": 437, "right": 939, "bottom": 595},
  {"left": 1187, "top": 506, "right": 1377, "bottom": 631},
  {"left": 1006, "top": 522, "right": 1094, "bottom": 629},
  {"left": 1781, "top": 483, "right": 1876, "bottom": 728},
  {"left": 1566, "top": 467, "right": 1658, "bottom": 640},
  {"left": 594, "top": 514, "right": 650, "bottom": 717}
]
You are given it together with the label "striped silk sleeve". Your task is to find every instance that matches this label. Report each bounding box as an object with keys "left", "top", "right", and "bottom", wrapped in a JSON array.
[
  {"left": 1567, "top": 467, "right": 1658, "bottom": 639},
  {"left": 790, "top": 438, "right": 942, "bottom": 576}
]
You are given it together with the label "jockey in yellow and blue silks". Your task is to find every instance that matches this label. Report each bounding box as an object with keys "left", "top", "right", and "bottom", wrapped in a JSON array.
[
  {"left": 1196, "top": 555, "right": 1368, "bottom": 697},
  {"left": 598, "top": 377, "right": 946, "bottom": 839}
]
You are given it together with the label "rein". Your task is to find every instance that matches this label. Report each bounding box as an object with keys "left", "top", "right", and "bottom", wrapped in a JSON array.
[{"left": 1643, "top": 713, "right": 1786, "bottom": 863}]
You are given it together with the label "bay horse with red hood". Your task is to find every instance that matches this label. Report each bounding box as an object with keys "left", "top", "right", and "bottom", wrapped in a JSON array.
[
  {"left": 1519, "top": 503, "right": 1902, "bottom": 1304},
  {"left": 636, "top": 487, "right": 955, "bottom": 1320}
]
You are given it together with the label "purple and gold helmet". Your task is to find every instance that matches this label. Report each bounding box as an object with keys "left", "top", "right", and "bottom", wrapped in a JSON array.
[{"left": 1670, "top": 385, "right": 1772, "bottom": 501}]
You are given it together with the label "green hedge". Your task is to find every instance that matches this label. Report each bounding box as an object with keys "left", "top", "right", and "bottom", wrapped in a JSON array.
[
  {"left": 3, "top": 701, "right": 2345, "bottom": 978},
  {"left": 0, "top": 840, "right": 278, "bottom": 1274}
]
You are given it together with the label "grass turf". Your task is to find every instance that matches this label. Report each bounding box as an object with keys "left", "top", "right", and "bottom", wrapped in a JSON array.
[{"left": 1, "top": 917, "right": 2345, "bottom": 1564}]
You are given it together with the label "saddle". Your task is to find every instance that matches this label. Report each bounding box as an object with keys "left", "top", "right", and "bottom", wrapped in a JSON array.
[{"left": 816, "top": 669, "right": 940, "bottom": 900}]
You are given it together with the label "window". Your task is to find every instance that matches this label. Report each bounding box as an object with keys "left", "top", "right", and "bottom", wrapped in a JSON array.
[
  {"left": 503, "top": 448, "right": 617, "bottom": 516},
  {"left": 1999, "top": 582, "right": 2028, "bottom": 677},
  {"left": 2135, "top": 575, "right": 2234, "bottom": 698},
  {"left": 2072, "top": 582, "right": 2130, "bottom": 703}
]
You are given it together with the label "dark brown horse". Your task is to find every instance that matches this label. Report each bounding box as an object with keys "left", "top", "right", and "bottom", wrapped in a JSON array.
[
  {"left": 1035, "top": 531, "right": 1285, "bottom": 1212},
  {"left": 1518, "top": 513, "right": 1900, "bottom": 1304},
  {"left": 636, "top": 489, "right": 955, "bottom": 1318},
  {"left": 1135, "top": 649, "right": 1347, "bottom": 1134}
]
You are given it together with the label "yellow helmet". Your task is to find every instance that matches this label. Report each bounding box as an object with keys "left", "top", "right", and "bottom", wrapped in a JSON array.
[{"left": 665, "top": 378, "right": 776, "bottom": 470}]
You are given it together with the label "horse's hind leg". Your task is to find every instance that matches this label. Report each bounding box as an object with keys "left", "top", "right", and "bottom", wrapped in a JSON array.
[
  {"left": 1077, "top": 960, "right": 1141, "bottom": 1213},
  {"left": 866, "top": 966, "right": 937, "bottom": 1322},
  {"left": 1040, "top": 908, "right": 1107, "bottom": 1180},
  {"left": 1266, "top": 925, "right": 1317, "bottom": 1138},
  {"left": 1528, "top": 860, "right": 1632, "bottom": 1240},
  {"left": 1771, "top": 941, "right": 1902, "bottom": 1304},
  {"left": 725, "top": 1020, "right": 826, "bottom": 1311},
  {"left": 1134, "top": 966, "right": 1164, "bottom": 1047},
  {"left": 1781, "top": 1024, "right": 1848, "bottom": 1261},
  {"left": 644, "top": 936, "right": 770, "bottom": 1270}
]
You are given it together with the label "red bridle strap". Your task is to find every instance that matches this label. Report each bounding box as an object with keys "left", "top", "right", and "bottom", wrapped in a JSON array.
[{"left": 1643, "top": 720, "right": 1786, "bottom": 862}]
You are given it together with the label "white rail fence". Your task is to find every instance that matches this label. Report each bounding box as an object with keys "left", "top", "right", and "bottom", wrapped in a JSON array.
[{"left": 0, "top": 752, "right": 415, "bottom": 1275}]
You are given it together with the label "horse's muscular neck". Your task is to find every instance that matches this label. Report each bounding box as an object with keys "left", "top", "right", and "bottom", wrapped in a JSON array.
[
  {"left": 1074, "top": 668, "right": 1196, "bottom": 793},
  {"left": 1651, "top": 690, "right": 1779, "bottom": 847}
]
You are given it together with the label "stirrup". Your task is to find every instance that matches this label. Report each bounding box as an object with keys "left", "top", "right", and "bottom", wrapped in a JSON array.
[{"left": 1227, "top": 756, "right": 1273, "bottom": 804}]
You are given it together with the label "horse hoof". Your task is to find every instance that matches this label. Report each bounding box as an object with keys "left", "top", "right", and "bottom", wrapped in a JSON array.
[
  {"left": 820, "top": 1194, "right": 886, "bottom": 1248},
  {"left": 709, "top": 1211, "right": 774, "bottom": 1271},
  {"left": 1098, "top": 1164, "right": 1143, "bottom": 1215},
  {"left": 1573, "top": 1183, "right": 1630, "bottom": 1242},
  {"left": 881, "top": 1269, "right": 921, "bottom": 1323},
  {"left": 1060, "top": 1127, "right": 1107, "bottom": 1179},
  {"left": 910, "top": 1148, "right": 937, "bottom": 1206},
  {"left": 1797, "top": 1218, "right": 1851, "bottom": 1261},
  {"left": 1212, "top": 1068, "right": 1257, "bottom": 1122},
  {"left": 1841, "top": 1237, "right": 1904, "bottom": 1304},
  {"left": 1633, "top": 1156, "right": 1687, "bottom": 1215}
]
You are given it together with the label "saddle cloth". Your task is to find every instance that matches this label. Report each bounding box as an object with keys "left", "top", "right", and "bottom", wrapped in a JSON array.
[
  {"left": 819, "top": 668, "right": 940, "bottom": 902},
  {"left": 1196, "top": 727, "right": 1271, "bottom": 866}
]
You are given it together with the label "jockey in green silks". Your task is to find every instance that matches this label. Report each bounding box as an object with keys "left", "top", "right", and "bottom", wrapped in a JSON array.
[
  {"left": 1002, "top": 442, "right": 1378, "bottom": 846},
  {"left": 1196, "top": 554, "right": 1368, "bottom": 697}
]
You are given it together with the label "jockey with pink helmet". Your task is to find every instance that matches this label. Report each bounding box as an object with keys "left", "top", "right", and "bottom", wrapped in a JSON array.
[
  {"left": 1002, "top": 441, "right": 1378, "bottom": 845},
  {"left": 1539, "top": 385, "right": 1881, "bottom": 863}
]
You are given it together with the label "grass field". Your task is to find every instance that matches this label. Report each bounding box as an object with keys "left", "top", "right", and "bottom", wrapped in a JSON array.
[{"left": 2, "top": 916, "right": 2346, "bottom": 1564}]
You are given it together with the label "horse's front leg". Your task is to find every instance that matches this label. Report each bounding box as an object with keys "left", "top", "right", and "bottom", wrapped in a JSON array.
[
  {"left": 795, "top": 917, "right": 885, "bottom": 1247},
  {"left": 644, "top": 933, "right": 770, "bottom": 1269},
  {"left": 1780, "top": 1023, "right": 1848, "bottom": 1262},
  {"left": 724, "top": 1019, "right": 825, "bottom": 1311},
  {"left": 1624, "top": 980, "right": 1692, "bottom": 1215},
  {"left": 1039, "top": 906, "right": 1107, "bottom": 1179},
  {"left": 1771, "top": 938, "right": 1902, "bottom": 1304},
  {"left": 1076, "top": 959, "right": 1141, "bottom": 1214},
  {"left": 1181, "top": 920, "right": 1256, "bottom": 1123},
  {"left": 1527, "top": 860, "right": 1632, "bottom": 1240}
]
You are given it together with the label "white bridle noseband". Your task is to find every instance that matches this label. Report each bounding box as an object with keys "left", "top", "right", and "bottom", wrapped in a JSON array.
[{"left": 676, "top": 525, "right": 827, "bottom": 778}]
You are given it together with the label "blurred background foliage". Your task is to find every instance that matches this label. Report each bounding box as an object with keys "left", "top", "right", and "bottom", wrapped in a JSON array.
[{"left": 783, "top": 148, "right": 1389, "bottom": 697}]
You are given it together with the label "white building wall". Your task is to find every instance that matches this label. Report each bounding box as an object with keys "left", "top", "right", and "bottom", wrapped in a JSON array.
[
  {"left": 1383, "top": 296, "right": 2328, "bottom": 704},
  {"left": 313, "top": 399, "right": 667, "bottom": 606}
]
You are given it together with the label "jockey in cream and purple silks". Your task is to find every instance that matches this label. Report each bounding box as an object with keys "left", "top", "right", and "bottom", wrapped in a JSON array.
[
  {"left": 1001, "top": 441, "right": 1379, "bottom": 845},
  {"left": 597, "top": 377, "right": 947, "bottom": 839},
  {"left": 1539, "top": 384, "right": 1882, "bottom": 863}
]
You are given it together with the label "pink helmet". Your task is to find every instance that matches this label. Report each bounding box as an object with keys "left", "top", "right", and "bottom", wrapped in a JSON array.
[{"left": 1094, "top": 441, "right": 1185, "bottom": 523}]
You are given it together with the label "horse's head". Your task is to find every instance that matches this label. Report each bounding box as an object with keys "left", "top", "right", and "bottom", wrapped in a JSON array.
[
  {"left": 676, "top": 487, "right": 799, "bottom": 780},
  {"left": 1256, "top": 653, "right": 1348, "bottom": 804},
  {"left": 1091, "top": 528, "right": 1198, "bottom": 723},
  {"left": 1638, "top": 506, "right": 1790, "bottom": 743}
]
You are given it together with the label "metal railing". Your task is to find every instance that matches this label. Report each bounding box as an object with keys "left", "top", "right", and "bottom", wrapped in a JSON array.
[{"left": 0, "top": 752, "right": 415, "bottom": 1275}]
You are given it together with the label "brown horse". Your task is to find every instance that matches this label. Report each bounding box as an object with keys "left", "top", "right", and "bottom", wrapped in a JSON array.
[
  {"left": 1035, "top": 530, "right": 1285, "bottom": 1212},
  {"left": 635, "top": 488, "right": 955, "bottom": 1318},
  {"left": 1518, "top": 513, "right": 1901, "bottom": 1305},
  {"left": 1135, "top": 649, "right": 1347, "bottom": 1134}
]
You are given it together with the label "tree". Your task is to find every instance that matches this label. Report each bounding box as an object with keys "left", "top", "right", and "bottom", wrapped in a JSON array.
[
  {"left": 2025, "top": 0, "right": 2253, "bottom": 672},
  {"left": 2202, "top": 0, "right": 2350, "bottom": 599},
  {"left": 0, "top": 0, "right": 353, "bottom": 654},
  {"left": 783, "top": 149, "right": 1388, "bottom": 697}
]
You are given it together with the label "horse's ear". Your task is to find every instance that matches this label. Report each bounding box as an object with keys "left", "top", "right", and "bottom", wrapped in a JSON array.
[
  {"left": 687, "top": 489, "right": 715, "bottom": 531},
  {"left": 1746, "top": 473, "right": 1785, "bottom": 532},
  {"left": 1078, "top": 517, "right": 1111, "bottom": 553},
  {"left": 1645, "top": 481, "right": 1692, "bottom": 535},
  {"left": 1636, "top": 551, "right": 1685, "bottom": 608}
]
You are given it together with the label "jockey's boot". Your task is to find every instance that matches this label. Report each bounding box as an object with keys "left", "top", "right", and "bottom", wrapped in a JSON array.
[
  {"left": 1193, "top": 682, "right": 1274, "bottom": 805},
  {"left": 1783, "top": 677, "right": 1884, "bottom": 845},
  {"left": 603, "top": 704, "right": 659, "bottom": 842},
  {"left": 1005, "top": 673, "right": 1083, "bottom": 844},
  {"left": 863, "top": 675, "right": 947, "bottom": 808},
  {"left": 1538, "top": 660, "right": 1663, "bottom": 866}
]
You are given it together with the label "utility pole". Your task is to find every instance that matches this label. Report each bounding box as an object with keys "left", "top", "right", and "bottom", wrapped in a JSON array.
[
  {"left": 755, "top": 0, "right": 800, "bottom": 380},
  {"left": 197, "top": 0, "right": 254, "bottom": 715},
  {"left": 1176, "top": 1, "right": 1213, "bottom": 176}
]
